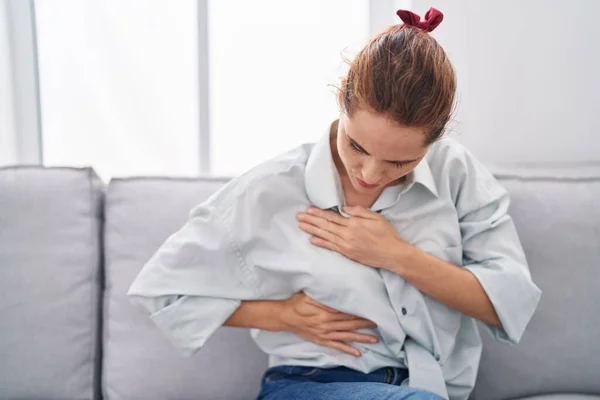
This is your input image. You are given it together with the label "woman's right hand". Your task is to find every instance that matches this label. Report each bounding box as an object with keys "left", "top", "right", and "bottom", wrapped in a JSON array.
[{"left": 278, "top": 292, "right": 379, "bottom": 356}]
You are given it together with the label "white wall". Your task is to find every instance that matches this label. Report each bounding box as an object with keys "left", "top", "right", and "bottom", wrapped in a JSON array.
[
  {"left": 208, "top": 0, "right": 369, "bottom": 176},
  {"left": 414, "top": 0, "right": 600, "bottom": 166},
  {"left": 0, "top": 0, "right": 18, "bottom": 166}
]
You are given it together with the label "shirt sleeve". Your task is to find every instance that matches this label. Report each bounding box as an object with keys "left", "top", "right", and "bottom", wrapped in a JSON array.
[
  {"left": 127, "top": 201, "right": 263, "bottom": 356},
  {"left": 454, "top": 149, "right": 542, "bottom": 345}
]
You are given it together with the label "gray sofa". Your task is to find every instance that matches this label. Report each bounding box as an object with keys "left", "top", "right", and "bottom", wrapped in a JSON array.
[{"left": 0, "top": 165, "right": 598, "bottom": 400}]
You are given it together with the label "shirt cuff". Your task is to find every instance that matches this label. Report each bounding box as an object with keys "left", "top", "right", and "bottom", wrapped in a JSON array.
[{"left": 465, "top": 262, "right": 542, "bottom": 344}]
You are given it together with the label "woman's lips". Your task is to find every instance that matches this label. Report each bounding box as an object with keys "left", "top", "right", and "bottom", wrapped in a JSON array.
[{"left": 357, "top": 178, "right": 379, "bottom": 189}]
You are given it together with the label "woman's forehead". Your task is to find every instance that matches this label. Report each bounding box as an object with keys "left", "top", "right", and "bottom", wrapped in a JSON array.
[{"left": 341, "top": 111, "right": 428, "bottom": 159}]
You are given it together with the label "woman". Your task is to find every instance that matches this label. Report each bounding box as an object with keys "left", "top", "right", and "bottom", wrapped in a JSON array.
[{"left": 128, "top": 8, "right": 541, "bottom": 400}]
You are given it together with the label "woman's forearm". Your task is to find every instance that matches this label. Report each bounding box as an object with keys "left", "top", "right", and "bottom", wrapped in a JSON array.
[
  {"left": 224, "top": 300, "right": 286, "bottom": 332},
  {"left": 389, "top": 242, "right": 502, "bottom": 327}
]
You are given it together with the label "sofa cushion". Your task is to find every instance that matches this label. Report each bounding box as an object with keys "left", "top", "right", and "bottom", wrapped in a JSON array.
[
  {"left": 103, "top": 177, "right": 268, "bottom": 400},
  {"left": 0, "top": 166, "right": 103, "bottom": 400},
  {"left": 472, "top": 167, "right": 600, "bottom": 399}
]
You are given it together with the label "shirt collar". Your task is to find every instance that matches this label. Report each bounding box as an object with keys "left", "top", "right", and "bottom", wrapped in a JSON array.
[
  {"left": 304, "top": 123, "right": 345, "bottom": 210},
  {"left": 304, "top": 122, "right": 438, "bottom": 212}
]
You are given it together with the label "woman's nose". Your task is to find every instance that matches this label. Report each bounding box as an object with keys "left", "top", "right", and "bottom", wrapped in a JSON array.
[{"left": 361, "top": 160, "right": 382, "bottom": 184}]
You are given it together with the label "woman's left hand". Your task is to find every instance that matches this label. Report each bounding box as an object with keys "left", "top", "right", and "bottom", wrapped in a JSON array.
[{"left": 297, "top": 206, "right": 411, "bottom": 270}]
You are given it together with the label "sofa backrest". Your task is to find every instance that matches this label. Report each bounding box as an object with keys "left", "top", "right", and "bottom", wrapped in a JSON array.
[
  {"left": 102, "top": 177, "right": 268, "bottom": 400},
  {"left": 0, "top": 166, "right": 104, "bottom": 399},
  {"left": 103, "top": 169, "right": 600, "bottom": 400},
  {"left": 1, "top": 166, "right": 599, "bottom": 400},
  {"left": 472, "top": 168, "right": 600, "bottom": 399}
]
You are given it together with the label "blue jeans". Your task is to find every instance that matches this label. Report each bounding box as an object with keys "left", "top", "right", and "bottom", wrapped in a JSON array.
[{"left": 256, "top": 365, "right": 445, "bottom": 400}]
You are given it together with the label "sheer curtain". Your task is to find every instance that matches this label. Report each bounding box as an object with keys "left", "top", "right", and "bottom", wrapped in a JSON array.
[
  {"left": 35, "top": 0, "right": 200, "bottom": 182},
  {"left": 0, "top": 1, "right": 18, "bottom": 166},
  {"left": 34, "top": 0, "right": 371, "bottom": 180}
]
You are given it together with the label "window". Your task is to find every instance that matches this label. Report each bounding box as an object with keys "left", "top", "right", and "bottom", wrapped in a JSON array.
[
  {"left": 34, "top": 0, "right": 370, "bottom": 180},
  {"left": 35, "top": 0, "right": 200, "bottom": 181}
]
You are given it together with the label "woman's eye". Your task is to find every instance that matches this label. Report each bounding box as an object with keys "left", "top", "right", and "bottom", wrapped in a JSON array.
[{"left": 349, "top": 142, "right": 363, "bottom": 154}]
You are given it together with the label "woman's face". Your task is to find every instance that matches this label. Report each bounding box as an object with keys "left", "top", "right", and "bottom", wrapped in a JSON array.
[{"left": 336, "top": 109, "right": 431, "bottom": 194}]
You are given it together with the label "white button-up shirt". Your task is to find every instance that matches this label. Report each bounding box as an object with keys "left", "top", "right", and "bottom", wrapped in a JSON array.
[{"left": 128, "top": 124, "right": 541, "bottom": 400}]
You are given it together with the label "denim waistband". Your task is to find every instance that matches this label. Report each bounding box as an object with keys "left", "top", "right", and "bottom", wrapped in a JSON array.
[{"left": 261, "top": 365, "right": 409, "bottom": 386}]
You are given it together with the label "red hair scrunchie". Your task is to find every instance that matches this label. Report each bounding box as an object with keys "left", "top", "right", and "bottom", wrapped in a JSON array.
[{"left": 396, "top": 7, "right": 444, "bottom": 33}]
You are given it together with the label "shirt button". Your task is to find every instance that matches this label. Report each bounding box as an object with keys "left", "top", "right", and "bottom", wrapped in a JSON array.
[{"left": 401, "top": 307, "right": 407, "bottom": 316}]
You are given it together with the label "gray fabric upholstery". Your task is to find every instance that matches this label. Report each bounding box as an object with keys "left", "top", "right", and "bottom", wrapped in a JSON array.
[
  {"left": 102, "top": 177, "right": 268, "bottom": 400},
  {"left": 2, "top": 166, "right": 599, "bottom": 399},
  {"left": 0, "top": 166, "right": 103, "bottom": 400},
  {"left": 472, "top": 169, "right": 600, "bottom": 399}
]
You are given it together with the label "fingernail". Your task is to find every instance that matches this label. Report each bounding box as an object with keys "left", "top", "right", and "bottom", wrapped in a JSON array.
[
  {"left": 354, "top": 351, "right": 361, "bottom": 356},
  {"left": 369, "top": 338, "right": 378, "bottom": 343}
]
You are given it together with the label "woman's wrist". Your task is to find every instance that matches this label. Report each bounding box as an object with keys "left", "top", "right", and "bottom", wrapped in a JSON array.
[
  {"left": 267, "top": 300, "right": 289, "bottom": 332},
  {"left": 225, "top": 300, "right": 288, "bottom": 332}
]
